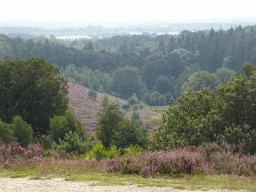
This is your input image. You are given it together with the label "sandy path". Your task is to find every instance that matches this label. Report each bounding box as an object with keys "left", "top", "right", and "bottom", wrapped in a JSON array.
[{"left": 0, "top": 177, "right": 253, "bottom": 192}]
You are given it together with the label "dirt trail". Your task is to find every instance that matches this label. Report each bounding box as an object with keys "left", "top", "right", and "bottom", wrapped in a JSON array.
[{"left": 0, "top": 177, "right": 253, "bottom": 192}]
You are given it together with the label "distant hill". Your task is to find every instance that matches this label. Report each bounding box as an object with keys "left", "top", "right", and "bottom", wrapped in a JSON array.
[{"left": 7, "top": 33, "right": 37, "bottom": 39}]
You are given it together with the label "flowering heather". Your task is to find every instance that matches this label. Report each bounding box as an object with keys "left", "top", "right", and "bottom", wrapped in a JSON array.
[
  {"left": 104, "top": 142, "right": 256, "bottom": 178},
  {"left": 0, "top": 141, "right": 43, "bottom": 167}
]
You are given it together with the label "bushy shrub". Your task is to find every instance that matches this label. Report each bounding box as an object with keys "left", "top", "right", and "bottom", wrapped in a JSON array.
[
  {"left": 49, "top": 108, "right": 90, "bottom": 146},
  {"left": 131, "top": 110, "right": 140, "bottom": 121},
  {"left": 128, "top": 93, "right": 139, "bottom": 106},
  {"left": 112, "top": 118, "right": 149, "bottom": 149},
  {"left": 49, "top": 115, "right": 69, "bottom": 145},
  {"left": 51, "top": 130, "right": 92, "bottom": 156},
  {"left": 0, "top": 119, "right": 17, "bottom": 144},
  {"left": 123, "top": 144, "right": 144, "bottom": 157},
  {"left": 10, "top": 115, "right": 34, "bottom": 148},
  {"left": 122, "top": 103, "right": 130, "bottom": 110},
  {"left": 83, "top": 142, "right": 121, "bottom": 161}
]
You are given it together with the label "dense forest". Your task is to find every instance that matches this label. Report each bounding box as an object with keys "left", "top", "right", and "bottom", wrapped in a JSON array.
[{"left": 1, "top": 24, "right": 256, "bottom": 106}]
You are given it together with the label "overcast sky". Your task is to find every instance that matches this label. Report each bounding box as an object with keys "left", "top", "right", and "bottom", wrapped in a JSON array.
[{"left": 1, "top": 0, "right": 256, "bottom": 28}]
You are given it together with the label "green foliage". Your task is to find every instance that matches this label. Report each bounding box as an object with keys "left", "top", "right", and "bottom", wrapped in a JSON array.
[
  {"left": 158, "top": 94, "right": 167, "bottom": 106},
  {"left": 122, "top": 103, "right": 131, "bottom": 110},
  {"left": 122, "top": 144, "right": 144, "bottom": 157},
  {"left": 49, "top": 108, "right": 89, "bottom": 146},
  {"left": 51, "top": 130, "right": 92, "bottom": 156},
  {"left": 215, "top": 123, "right": 256, "bottom": 155},
  {"left": 95, "top": 94, "right": 126, "bottom": 149},
  {"left": 0, "top": 119, "right": 17, "bottom": 144},
  {"left": 174, "top": 63, "right": 201, "bottom": 99},
  {"left": 49, "top": 115, "right": 69, "bottom": 145},
  {"left": 181, "top": 70, "right": 221, "bottom": 94},
  {"left": 215, "top": 67, "right": 235, "bottom": 85},
  {"left": 10, "top": 115, "right": 34, "bottom": 148},
  {"left": 149, "top": 62, "right": 256, "bottom": 156},
  {"left": 84, "top": 143, "right": 121, "bottom": 161},
  {"left": 131, "top": 110, "right": 140, "bottom": 121},
  {"left": 149, "top": 87, "right": 218, "bottom": 151},
  {"left": 214, "top": 62, "right": 256, "bottom": 155},
  {"left": 111, "top": 66, "right": 147, "bottom": 100},
  {"left": 153, "top": 76, "right": 174, "bottom": 95},
  {"left": 132, "top": 104, "right": 139, "bottom": 111},
  {"left": 0, "top": 56, "right": 70, "bottom": 137},
  {"left": 112, "top": 118, "right": 149, "bottom": 150},
  {"left": 88, "top": 88, "right": 97, "bottom": 101},
  {"left": 127, "top": 93, "right": 139, "bottom": 106}
]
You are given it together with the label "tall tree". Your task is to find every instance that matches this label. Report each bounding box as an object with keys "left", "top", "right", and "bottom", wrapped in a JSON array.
[
  {"left": 95, "top": 95, "right": 126, "bottom": 149},
  {"left": 0, "top": 56, "right": 70, "bottom": 138}
]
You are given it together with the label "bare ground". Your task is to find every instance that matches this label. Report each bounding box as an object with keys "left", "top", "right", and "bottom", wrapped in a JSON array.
[{"left": 0, "top": 176, "right": 253, "bottom": 192}]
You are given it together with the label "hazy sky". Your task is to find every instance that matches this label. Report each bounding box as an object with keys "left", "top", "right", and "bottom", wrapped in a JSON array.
[{"left": 1, "top": 0, "right": 255, "bottom": 28}]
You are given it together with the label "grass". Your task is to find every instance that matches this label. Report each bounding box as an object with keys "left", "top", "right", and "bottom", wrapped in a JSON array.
[{"left": 0, "top": 149, "right": 255, "bottom": 191}]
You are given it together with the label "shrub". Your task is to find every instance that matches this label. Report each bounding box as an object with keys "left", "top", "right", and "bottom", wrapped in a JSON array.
[
  {"left": 0, "top": 119, "right": 17, "bottom": 144},
  {"left": 128, "top": 93, "right": 139, "bottom": 106},
  {"left": 131, "top": 110, "right": 140, "bottom": 121},
  {"left": 10, "top": 115, "right": 34, "bottom": 148},
  {"left": 123, "top": 144, "right": 144, "bottom": 157},
  {"left": 49, "top": 115, "right": 69, "bottom": 145},
  {"left": 122, "top": 103, "right": 131, "bottom": 110},
  {"left": 49, "top": 108, "right": 89, "bottom": 146},
  {"left": 51, "top": 130, "right": 92, "bottom": 156},
  {"left": 112, "top": 118, "right": 149, "bottom": 150},
  {"left": 138, "top": 101, "right": 145, "bottom": 109},
  {"left": 84, "top": 142, "right": 121, "bottom": 161}
]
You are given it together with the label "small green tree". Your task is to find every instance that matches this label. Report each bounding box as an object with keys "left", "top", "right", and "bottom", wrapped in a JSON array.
[
  {"left": 112, "top": 118, "right": 148, "bottom": 149},
  {"left": 49, "top": 115, "right": 69, "bottom": 145},
  {"left": 51, "top": 130, "right": 92, "bottom": 156},
  {"left": 95, "top": 94, "right": 126, "bottom": 149},
  {"left": 49, "top": 108, "right": 89, "bottom": 145},
  {"left": 10, "top": 115, "right": 34, "bottom": 148}
]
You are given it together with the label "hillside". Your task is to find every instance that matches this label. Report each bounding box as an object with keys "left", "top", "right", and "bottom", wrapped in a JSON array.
[{"left": 65, "top": 79, "right": 162, "bottom": 135}]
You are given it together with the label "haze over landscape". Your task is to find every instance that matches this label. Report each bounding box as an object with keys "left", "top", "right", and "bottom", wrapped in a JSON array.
[{"left": 1, "top": 0, "right": 256, "bottom": 29}]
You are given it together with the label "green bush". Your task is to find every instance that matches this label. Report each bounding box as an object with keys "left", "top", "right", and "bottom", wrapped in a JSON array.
[
  {"left": 131, "top": 110, "right": 140, "bottom": 121},
  {"left": 122, "top": 103, "right": 131, "bottom": 110},
  {"left": 10, "top": 115, "right": 34, "bottom": 148},
  {"left": 51, "top": 130, "right": 92, "bottom": 156},
  {"left": 112, "top": 118, "right": 149, "bottom": 149},
  {"left": 123, "top": 144, "right": 144, "bottom": 157},
  {"left": 49, "top": 108, "right": 89, "bottom": 146},
  {"left": 128, "top": 93, "right": 139, "bottom": 106},
  {"left": 0, "top": 119, "right": 17, "bottom": 144},
  {"left": 84, "top": 142, "right": 121, "bottom": 161},
  {"left": 49, "top": 115, "right": 69, "bottom": 145}
]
